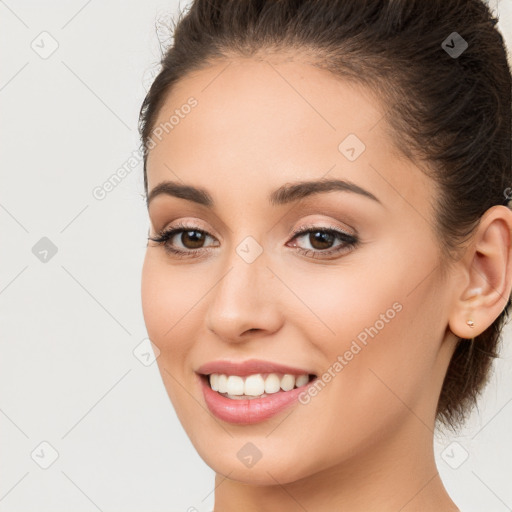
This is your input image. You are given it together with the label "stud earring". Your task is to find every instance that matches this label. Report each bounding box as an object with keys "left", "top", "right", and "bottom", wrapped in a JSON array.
[{"left": 467, "top": 319, "right": 475, "bottom": 328}]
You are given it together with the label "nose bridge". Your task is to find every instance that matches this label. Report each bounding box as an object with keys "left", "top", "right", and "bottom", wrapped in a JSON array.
[
  {"left": 205, "top": 233, "right": 281, "bottom": 339},
  {"left": 214, "top": 233, "right": 269, "bottom": 311}
]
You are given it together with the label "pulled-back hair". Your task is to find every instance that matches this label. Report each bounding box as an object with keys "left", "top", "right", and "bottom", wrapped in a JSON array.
[{"left": 138, "top": 0, "right": 512, "bottom": 431}]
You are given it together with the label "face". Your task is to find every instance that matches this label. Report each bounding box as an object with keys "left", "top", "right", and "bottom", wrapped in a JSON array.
[{"left": 141, "top": 56, "right": 458, "bottom": 485}]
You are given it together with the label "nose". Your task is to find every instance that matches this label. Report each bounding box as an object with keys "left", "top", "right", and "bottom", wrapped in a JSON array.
[{"left": 204, "top": 244, "right": 283, "bottom": 343}]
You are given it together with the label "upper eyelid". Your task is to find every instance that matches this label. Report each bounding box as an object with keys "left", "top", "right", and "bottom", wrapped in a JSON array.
[
  {"left": 159, "top": 222, "right": 353, "bottom": 239},
  {"left": 290, "top": 222, "right": 355, "bottom": 237}
]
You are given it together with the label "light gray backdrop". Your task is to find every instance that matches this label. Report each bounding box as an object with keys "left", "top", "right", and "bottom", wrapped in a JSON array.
[{"left": 1, "top": 1, "right": 511, "bottom": 511}]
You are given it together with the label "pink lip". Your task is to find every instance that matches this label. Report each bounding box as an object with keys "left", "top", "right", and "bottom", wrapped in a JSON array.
[
  {"left": 198, "top": 373, "right": 316, "bottom": 424},
  {"left": 195, "top": 359, "right": 318, "bottom": 425},
  {"left": 196, "top": 358, "right": 315, "bottom": 377}
]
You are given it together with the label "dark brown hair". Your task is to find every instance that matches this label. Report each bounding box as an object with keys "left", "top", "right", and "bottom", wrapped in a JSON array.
[{"left": 138, "top": 0, "right": 512, "bottom": 431}]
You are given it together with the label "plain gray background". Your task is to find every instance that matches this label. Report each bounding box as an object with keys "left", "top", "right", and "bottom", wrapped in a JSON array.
[{"left": 1, "top": 1, "right": 511, "bottom": 511}]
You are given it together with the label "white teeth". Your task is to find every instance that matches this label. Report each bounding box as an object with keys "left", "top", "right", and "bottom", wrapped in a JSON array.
[
  {"left": 264, "top": 373, "right": 281, "bottom": 394},
  {"left": 217, "top": 374, "right": 228, "bottom": 394},
  {"left": 210, "top": 373, "right": 219, "bottom": 391},
  {"left": 295, "top": 374, "right": 309, "bottom": 387},
  {"left": 226, "top": 376, "right": 244, "bottom": 396},
  {"left": 280, "top": 374, "right": 295, "bottom": 391},
  {"left": 244, "top": 374, "right": 265, "bottom": 396},
  {"left": 208, "top": 372, "right": 311, "bottom": 397}
]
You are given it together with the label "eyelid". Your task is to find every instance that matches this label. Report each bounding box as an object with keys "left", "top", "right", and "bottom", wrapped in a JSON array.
[
  {"left": 156, "top": 218, "right": 219, "bottom": 239},
  {"left": 153, "top": 213, "right": 355, "bottom": 237},
  {"left": 289, "top": 221, "right": 356, "bottom": 239}
]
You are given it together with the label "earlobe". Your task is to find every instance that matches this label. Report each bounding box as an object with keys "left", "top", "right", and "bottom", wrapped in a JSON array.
[
  {"left": 448, "top": 205, "right": 512, "bottom": 340},
  {"left": 450, "top": 287, "right": 483, "bottom": 339},
  {"left": 463, "top": 287, "right": 482, "bottom": 331}
]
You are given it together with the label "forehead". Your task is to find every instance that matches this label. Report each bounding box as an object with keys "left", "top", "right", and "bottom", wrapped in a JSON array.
[
  {"left": 146, "top": 57, "right": 433, "bottom": 216},
  {"left": 148, "top": 57, "right": 381, "bottom": 165}
]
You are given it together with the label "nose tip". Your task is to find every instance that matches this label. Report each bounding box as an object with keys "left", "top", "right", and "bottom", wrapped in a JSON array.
[{"left": 204, "top": 259, "right": 283, "bottom": 343}]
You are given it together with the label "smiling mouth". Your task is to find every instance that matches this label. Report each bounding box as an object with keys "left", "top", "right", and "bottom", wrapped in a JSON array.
[{"left": 200, "top": 372, "right": 317, "bottom": 400}]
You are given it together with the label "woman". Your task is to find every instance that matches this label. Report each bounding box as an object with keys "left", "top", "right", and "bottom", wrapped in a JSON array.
[{"left": 138, "top": 1, "right": 512, "bottom": 510}]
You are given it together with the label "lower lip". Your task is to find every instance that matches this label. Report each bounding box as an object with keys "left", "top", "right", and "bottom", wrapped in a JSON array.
[{"left": 199, "top": 374, "right": 314, "bottom": 425}]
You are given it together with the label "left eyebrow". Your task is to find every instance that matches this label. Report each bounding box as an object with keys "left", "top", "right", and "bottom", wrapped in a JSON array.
[
  {"left": 268, "top": 178, "right": 381, "bottom": 206},
  {"left": 146, "top": 177, "right": 382, "bottom": 209}
]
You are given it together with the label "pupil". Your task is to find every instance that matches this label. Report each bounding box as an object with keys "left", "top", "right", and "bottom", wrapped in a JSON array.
[
  {"left": 311, "top": 231, "right": 333, "bottom": 250},
  {"left": 183, "top": 230, "right": 204, "bottom": 248}
]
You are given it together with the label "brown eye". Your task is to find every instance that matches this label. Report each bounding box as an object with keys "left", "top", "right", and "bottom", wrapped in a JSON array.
[
  {"left": 306, "top": 231, "right": 336, "bottom": 250},
  {"left": 178, "top": 229, "right": 207, "bottom": 249},
  {"left": 288, "top": 224, "right": 358, "bottom": 259},
  {"left": 147, "top": 222, "right": 218, "bottom": 257}
]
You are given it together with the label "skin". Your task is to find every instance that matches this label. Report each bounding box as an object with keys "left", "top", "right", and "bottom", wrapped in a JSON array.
[{"left": 141, "top": 55, "right": 512, "bottom": 512}]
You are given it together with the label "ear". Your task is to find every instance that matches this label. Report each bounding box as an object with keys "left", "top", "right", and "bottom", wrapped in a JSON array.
[{"left": 448, "top": 205, "right": 512, "bottom": 340}]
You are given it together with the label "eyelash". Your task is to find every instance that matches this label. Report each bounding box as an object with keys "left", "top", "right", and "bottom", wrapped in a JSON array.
[{"left": 147, "top": 221, "right": 359, "bottom": 260}]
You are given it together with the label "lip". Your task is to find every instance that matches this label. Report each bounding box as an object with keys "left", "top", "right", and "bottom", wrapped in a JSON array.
[
  {"left": 195, "top": 359, "right": 318, "bottom": 425},
  {"left": 196, "top": 358, "right": 315, "bottom": 377},
  {"left": 198, "top": 373, "right": 316, "bottom": 424}
]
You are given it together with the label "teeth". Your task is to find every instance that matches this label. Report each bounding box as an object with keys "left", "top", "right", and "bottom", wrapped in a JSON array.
[
  {"left": 208, "top": 372, "right": 311, "bottom": 397},
  {"left": 226, "top": 376, "right": 244, "bottom": 395},
  {"left": 210, "top": 373, "right": 219, "bottom": 391},
  {"left": 295, "top": 374, "right": 309, "bottom": 387},
  {"left": 217, "top": 374, "right": 228, "bottom": 393},
  {"left": 280, "top": 374, "right": 295, "bottom": 391},
  {"left": 264, "top": 373, "right": 281, "bottom": 394},
  {"left": 244, "top": 374, "right": 265, "bottom": 396}
]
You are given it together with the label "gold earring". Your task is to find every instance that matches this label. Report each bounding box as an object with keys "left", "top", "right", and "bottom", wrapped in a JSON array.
[{"left": 467, "top": 319, "right": 475, "bottom": 328}]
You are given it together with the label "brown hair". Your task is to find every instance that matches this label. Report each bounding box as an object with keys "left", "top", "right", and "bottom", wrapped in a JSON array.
[{"left": 138, "top": 0, "right": 512, "bottom": 431}]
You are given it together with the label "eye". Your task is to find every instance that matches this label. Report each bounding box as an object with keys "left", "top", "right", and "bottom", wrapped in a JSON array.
[
  {"left": 147, "top": 221, "right": 218, "bottom": 258},
  {"left": 147, "top": 222, "right": 359, "bottom": 260},
  {"left": 287, "top": 224, "right": 358, "bottom": 259}
]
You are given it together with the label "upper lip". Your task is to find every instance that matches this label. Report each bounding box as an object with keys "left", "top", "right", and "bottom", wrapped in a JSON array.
[{"left": 196, "top": 359, "right": 316, "bottom": 377}]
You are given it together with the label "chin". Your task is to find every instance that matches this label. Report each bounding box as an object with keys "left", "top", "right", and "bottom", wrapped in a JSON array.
[{"left": 187, "top": 431, "right": 323, "bottom": 486}]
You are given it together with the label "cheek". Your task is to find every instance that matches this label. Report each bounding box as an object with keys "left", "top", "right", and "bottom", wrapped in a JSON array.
[
  {"left": 141, "top": 253, "right": 200, "bottom": 416},
  {"left": 141, "top": 254, "right": 169, "bottom": 341},
  {"left": 140, "top": 253, "right": 195, "bottom": 357},
  {"left": 288, "top": 249, "right": 440, "bottom": 416}
]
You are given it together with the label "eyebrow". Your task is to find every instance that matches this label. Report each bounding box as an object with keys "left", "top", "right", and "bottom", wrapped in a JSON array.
[{"left": 146, "top": 178, "right": 381, "bottom": 209}]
